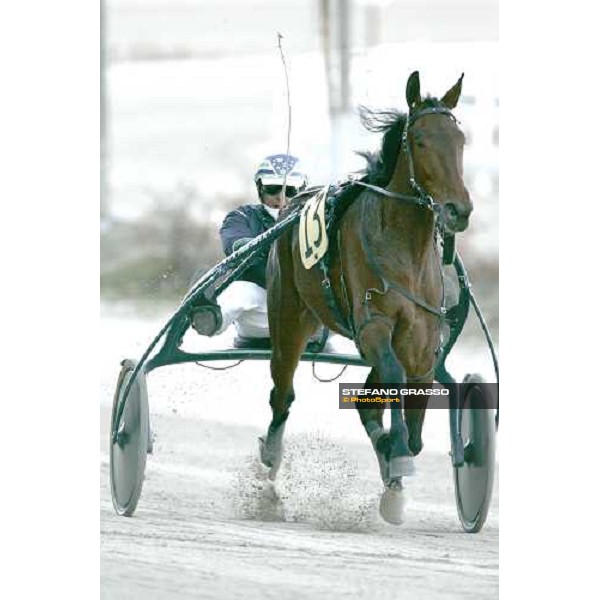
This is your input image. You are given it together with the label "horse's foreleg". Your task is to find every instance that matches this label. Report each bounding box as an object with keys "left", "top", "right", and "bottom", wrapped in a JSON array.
[
  {"left": 357, "top": 318, "right": 413, "bottom": 525},
  {"left": 357, "top": 319, "right": 413, "bottom": 481},
  {"left": 356, "top": 368, "right": 388, "bottom": 481}
]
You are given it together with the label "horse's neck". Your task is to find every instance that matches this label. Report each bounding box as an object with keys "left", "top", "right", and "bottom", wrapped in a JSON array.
[
  {"left": 378, "top": 162, "right": 436, "bottom": 264},
  {"left": 387, "top": 156, "right": 410, "bottom": 195},
  {"left": 379, "top": 199, "right": 435, "bottom": 267}
]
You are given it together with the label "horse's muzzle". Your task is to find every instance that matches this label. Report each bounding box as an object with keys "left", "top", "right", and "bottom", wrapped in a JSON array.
[{"left": 443, "top": 201, "right": 472, "bottom": 233}]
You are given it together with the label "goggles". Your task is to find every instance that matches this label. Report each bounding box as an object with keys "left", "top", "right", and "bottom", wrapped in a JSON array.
[{"left": 262, "top": 185, "right": 298, "bottom": 198}]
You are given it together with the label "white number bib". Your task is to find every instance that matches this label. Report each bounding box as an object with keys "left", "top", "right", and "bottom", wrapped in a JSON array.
[{"left": 299, "top": 186, "right": 329, "bottom": 269}]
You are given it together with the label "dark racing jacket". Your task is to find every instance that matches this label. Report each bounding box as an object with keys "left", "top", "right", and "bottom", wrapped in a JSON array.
[{"left": 219, "top": 204, "right": 276, "bottom": 289}]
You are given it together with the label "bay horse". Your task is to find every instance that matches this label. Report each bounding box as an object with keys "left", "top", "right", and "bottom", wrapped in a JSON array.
[{"left": 261, "top": 71, "right": 472, "bottom": 524}]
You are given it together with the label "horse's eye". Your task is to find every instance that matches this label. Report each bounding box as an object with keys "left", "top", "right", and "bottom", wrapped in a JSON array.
[{"left": 413, "top": 134, "right": 426, "bottom": 148}]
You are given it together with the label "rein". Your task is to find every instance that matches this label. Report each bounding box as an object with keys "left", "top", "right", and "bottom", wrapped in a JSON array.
[{"left": 353, "top": 180, "right": 439, "bottom": 211}]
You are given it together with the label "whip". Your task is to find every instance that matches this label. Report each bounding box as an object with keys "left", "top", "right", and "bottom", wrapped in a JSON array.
[{"left": 277, "top": 32, "right": 292, "bottom": 204}]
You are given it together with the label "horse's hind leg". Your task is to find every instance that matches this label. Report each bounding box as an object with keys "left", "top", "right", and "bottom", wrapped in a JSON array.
[
  {"left": 405, "top": 402, "right": 428, "bottom": 456},
  {"left": 260, "top": 245, "right": 318, "bottom": 478},
  {"left": 259, "top": 313, "right": 316, "bottom": 479}
]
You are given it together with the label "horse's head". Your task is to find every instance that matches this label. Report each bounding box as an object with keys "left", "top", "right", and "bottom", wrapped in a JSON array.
[{"left": 405, "top": 71, "right": 473, "bottom": 234}]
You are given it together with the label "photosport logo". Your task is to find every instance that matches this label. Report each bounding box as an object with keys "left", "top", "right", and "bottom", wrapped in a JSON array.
[{"left": 338, "top": 383, "right": 498, "bottom": 409}]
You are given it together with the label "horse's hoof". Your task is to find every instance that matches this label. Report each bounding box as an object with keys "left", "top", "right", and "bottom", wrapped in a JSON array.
[
  {"left": 258, "top": 436, "right": 281, "bottom": 480},
  {"left": 408, "top": 437, "right": 423, "bottom": 456},
  {"left": 379, "top": 483, "right": 406, "bottom": 525},
  {"left": 389, "top": 455, "right": 416, "bottom": 478},
  {"left": 258, "top": 436, "right": 272, "bottom": 467}
]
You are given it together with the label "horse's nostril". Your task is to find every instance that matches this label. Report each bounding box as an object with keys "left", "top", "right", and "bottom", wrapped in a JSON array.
[
  {"left": 443, "top": 202, "right": 471, "bottom": 232},
  {"left": 445, "top": 202, "right": 471, "bottom": 221},
  {"left": 445, "top": 204, "right": 459, "bottom": 220}
]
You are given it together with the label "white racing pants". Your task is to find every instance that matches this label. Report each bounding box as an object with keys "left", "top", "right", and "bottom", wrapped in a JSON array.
[
  {"left": 214, "top": 280, "right": 331, "bottom": 347},
  {"left": 215, "top": 280, "right": 270, "bottom": 338}
]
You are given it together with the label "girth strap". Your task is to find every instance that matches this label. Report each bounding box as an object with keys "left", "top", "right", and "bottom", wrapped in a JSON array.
[{"left": 318, "top": 255, "right": 355, "bottom": 339}]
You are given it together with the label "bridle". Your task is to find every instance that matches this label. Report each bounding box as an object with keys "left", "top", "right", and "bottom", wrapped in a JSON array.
[
  {"left": 354, "top": 104, "right": 459, "bottom": 232},
  {"left": 354, "top": 104, "right": 462, "bottom": 379}
]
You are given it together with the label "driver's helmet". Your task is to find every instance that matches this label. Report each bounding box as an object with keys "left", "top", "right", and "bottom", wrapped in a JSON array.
[{"left": 253, "top": 154, "right": 308, "bottom": 198}]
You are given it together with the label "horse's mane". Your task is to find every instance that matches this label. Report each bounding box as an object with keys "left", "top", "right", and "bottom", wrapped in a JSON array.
[
  {"left": 278, "top": 97, "right": 445, "bottom": 221},
  {"left": 357, "top": 97, "right": 443, "bottom": 186}
]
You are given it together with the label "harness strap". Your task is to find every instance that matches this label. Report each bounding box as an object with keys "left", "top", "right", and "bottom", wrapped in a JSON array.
[
  {"left": 384, "top": 280, "right": 446, "bottom": 318},
  {"left": 337, "top": 232, "right": 357, "bottom": 337},
  {"left": 408, "top": 105, "right": 456, "bottom": 126},
  {"left": 318, "top": 254, "right": 355, "bottom": 339},
  {"left": 355, "top": 311, "right": 394, "bottom": 338},
  {"left": 357, "top": 202, "right": 445, "bottom": 319},
  {"left": 353, "top": 180, "right": 434, "bottom": 209}
]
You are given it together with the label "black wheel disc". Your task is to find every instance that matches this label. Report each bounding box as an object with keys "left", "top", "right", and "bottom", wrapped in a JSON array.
[
  {"left": 454, "top": 374, "right": 496, "bottom": 533},
  {"left": 110, "top": 359, "right": 149, "bottom": 517}
]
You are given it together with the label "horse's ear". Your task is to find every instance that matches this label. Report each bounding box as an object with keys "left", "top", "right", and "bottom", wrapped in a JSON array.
[
  {"left": 441, "top": 73, "right": 464, "bottom": 109},
  {"left": 406, "top": 71, "right": 421, "bottom": 109}
]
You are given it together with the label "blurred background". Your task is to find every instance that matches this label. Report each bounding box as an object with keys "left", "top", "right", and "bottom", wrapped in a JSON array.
[{"left": 100, "top": 0, "right": 498, "bottom": 341}]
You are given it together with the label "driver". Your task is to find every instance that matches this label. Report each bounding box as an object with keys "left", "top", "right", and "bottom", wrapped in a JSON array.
[{"left": 190, "top": 154, "right": 309, "bottom": 347}]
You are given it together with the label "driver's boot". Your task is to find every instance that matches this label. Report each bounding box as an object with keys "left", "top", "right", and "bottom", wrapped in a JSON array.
[{"left": 191, "top": 301, "right": 223, "bottom": 336}]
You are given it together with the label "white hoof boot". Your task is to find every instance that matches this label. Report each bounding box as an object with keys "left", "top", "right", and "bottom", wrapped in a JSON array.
[
  {"left": 258, "top": 436, "right": 282, "bottom": 481},
  {"left": 389, "top": 455, "right": 415, "bottom": 478},
  {"left": 379, "top": 481, "right": 406, "bottom": 525}
]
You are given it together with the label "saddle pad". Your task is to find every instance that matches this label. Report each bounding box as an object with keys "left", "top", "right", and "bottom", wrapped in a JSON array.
[{"left": 299, "top": 185, "right": 329, "bottom": 269}]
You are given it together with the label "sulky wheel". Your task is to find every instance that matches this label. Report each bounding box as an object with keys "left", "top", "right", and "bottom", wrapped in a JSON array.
[
  {"left": 453, "top": 373, "right": 496, "bottom": 533},
  {"left": 110, "top": 359, "right": 149, "bottom": 517}
]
